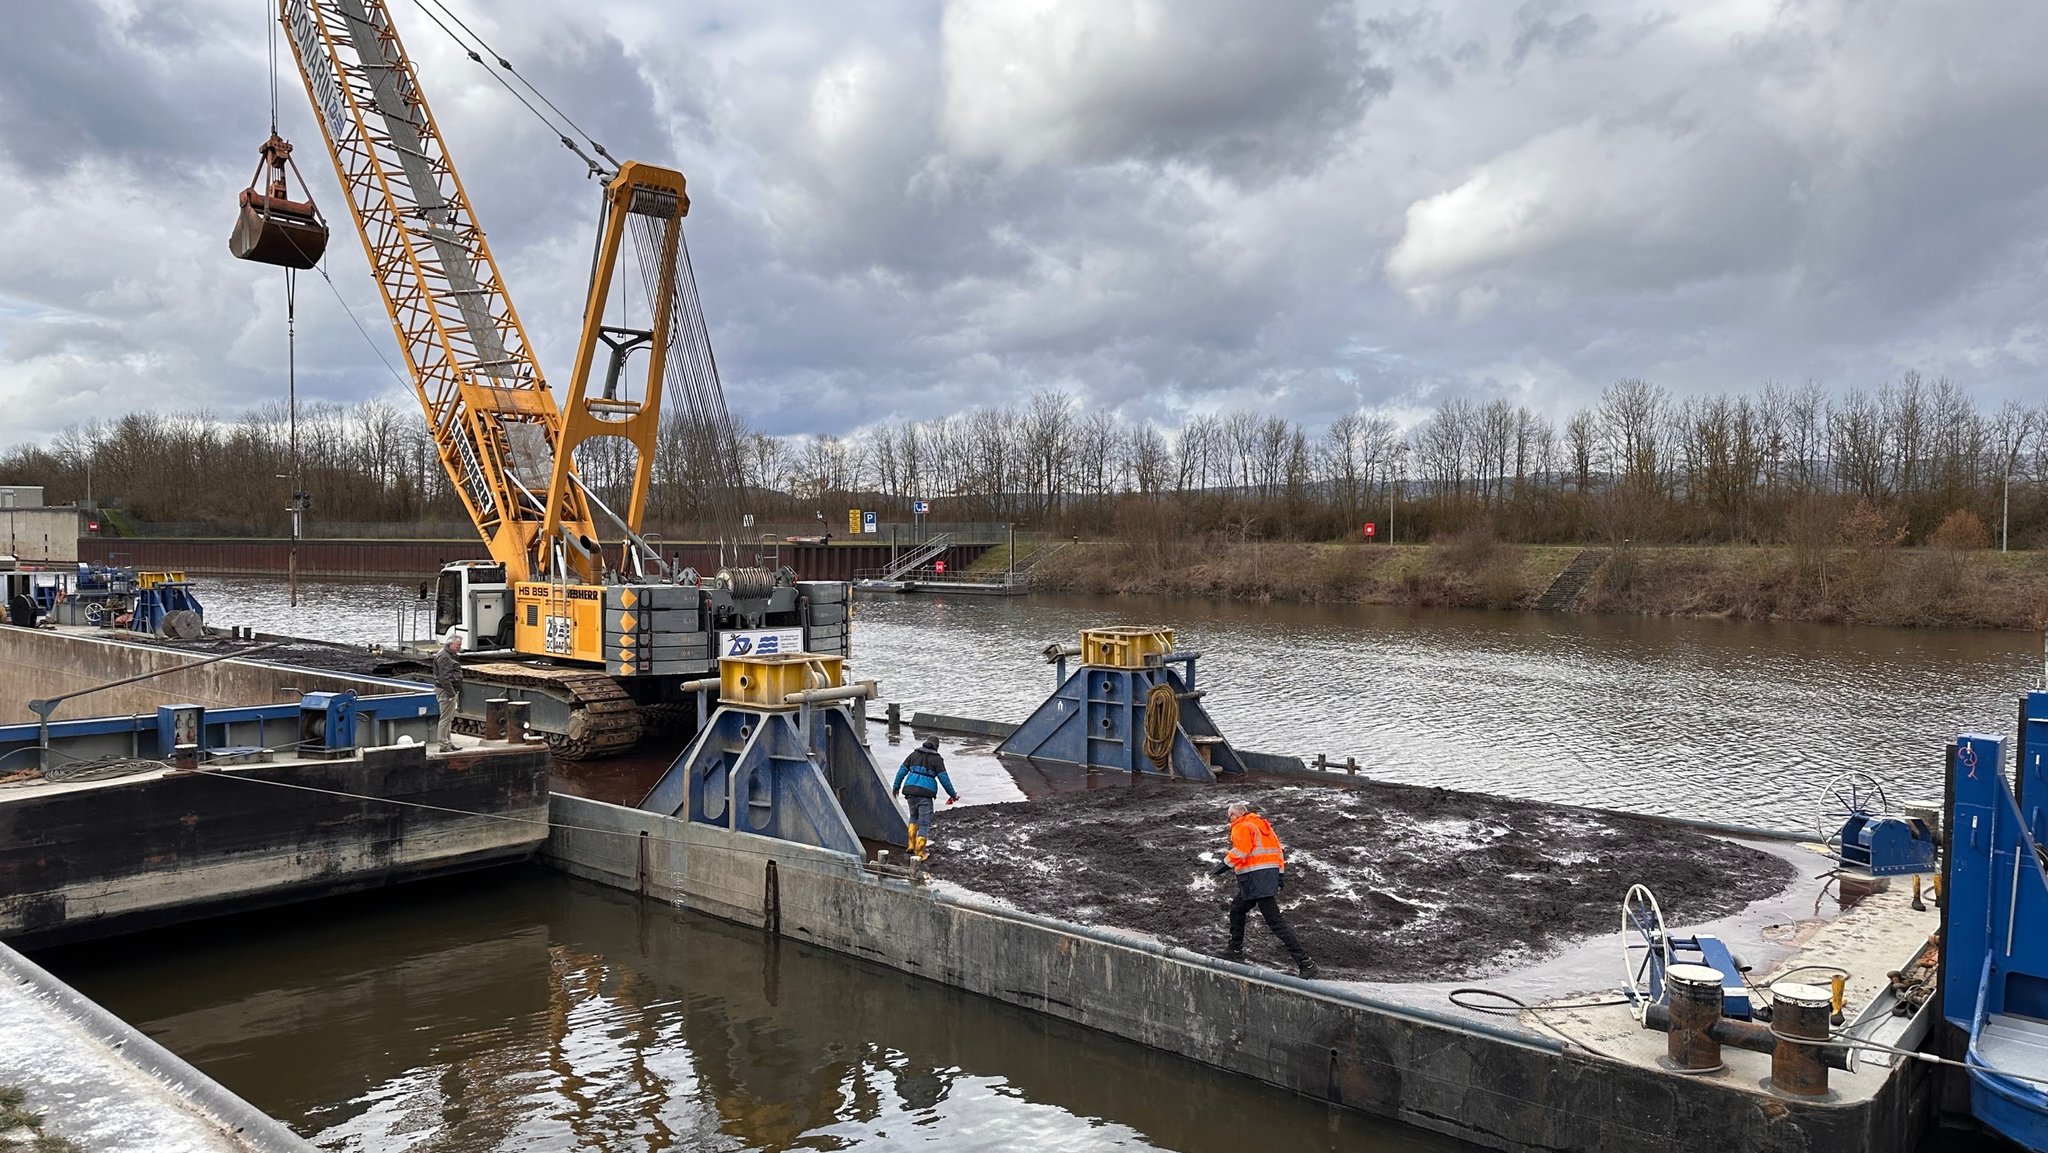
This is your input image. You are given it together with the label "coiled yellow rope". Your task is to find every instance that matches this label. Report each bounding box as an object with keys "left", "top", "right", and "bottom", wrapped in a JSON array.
[{"left": 1143, "top": 681, "right": 1180, "bottom": 772}]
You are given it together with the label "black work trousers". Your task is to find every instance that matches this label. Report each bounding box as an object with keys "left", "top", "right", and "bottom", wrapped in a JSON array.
[{"left": 1228, "top": 895, "right": 1309, "bottom": 965}]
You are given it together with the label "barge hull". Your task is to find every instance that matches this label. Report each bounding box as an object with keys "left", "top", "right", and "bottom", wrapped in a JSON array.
[
  {"left": 542, "top": 794, "right": 1930, "bottom": 1153},
  {"left": 0, "top": 744, "right": 549, "bottom": 950}
]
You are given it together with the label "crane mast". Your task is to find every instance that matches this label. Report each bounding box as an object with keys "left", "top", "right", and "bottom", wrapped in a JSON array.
[{"left": 278, "top": 0, "right": 680, "bottom": 586}]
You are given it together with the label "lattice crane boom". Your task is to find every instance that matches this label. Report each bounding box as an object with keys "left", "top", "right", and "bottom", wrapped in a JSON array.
[{"left": 279, "top": 0, "right": 603, "bottom": 584}]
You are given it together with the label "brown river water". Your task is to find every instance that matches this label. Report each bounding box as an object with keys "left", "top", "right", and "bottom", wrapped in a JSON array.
[
  {"left": 197, "top": 576, "right": 2044, "bottom": 831},
  {"left": 39, "top": 577, "right": 2040, "bottom": 1151}
]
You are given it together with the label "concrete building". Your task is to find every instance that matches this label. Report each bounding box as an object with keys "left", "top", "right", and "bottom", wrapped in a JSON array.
[{"left": 1, "top": 486, "right": 82, "bottom": 565}]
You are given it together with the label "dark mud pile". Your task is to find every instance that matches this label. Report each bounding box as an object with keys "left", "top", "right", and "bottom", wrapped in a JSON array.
[
  {"left": 928, "top": 778, "right": 1797, "bottom": 982},
  {"left": 172, "top": 635, "right": 410, "bottom": 678}
]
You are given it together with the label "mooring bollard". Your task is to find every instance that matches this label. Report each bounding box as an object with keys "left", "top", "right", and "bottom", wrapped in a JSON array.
[
  {"left": 482, "top": 698, "right": 509, "bottom": 741},
  {"left": 886, "top": 701, "right": 901, "bottom": 736},
  {"left": 506, "top": 700, "right": 532, "bottom": 744},
  {"left": 1664, "top": 964, "right": 1726, "bottom": 1072},
  {"left": 172, "top": 742, "right": 200, "bottom": 771},
  {"left": 1345, "top": 756, "right": 1358, "bottom": 775},
  {"left": 1770, "top": 983, "right": 1834, "bottom": 1097}
]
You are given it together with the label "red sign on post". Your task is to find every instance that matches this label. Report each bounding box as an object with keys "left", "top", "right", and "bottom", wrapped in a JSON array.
[{"left": 1362, "top": 522, "right": 1377, "bottom": 540}]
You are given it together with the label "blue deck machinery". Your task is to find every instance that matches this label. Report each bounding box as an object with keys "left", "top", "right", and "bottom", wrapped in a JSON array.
[
  {"left": 1817, "top": 769, "right": 1939, "bottom": 880},
  {"left": 638, "top": 653, "right": 908, "bottom": 855},
  {"left": 996, "top": 626, "right": 1246, "bottom": 781},
  {"left": 1942, "top": 704, "right": 2048, "bottom": 1152},
  {"left": 27, "top": 563, "right": 206, "bottom": 637}
]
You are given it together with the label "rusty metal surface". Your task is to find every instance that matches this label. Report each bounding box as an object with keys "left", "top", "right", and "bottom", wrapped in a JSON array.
[
  {"left": 1770, "top": 985, "right": 1835, "bottom": 1096},
  {"left": 1665, "top": 965, "right": 1726, "bottom": 1071},
  {"left": 229, "top": 202, "right": 329, "bottom": 269}
]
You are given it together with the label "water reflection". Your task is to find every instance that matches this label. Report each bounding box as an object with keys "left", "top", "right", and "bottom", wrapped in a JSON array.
[{"left": 44, "top": 869, "right": 1470, "bottom": 1153}]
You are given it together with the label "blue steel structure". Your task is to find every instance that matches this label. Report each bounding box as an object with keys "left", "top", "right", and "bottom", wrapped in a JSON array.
[
  {"left": 298, "top": 691, "right": 360, "bottom": 751},
  {"left": 639, "top": 695, "right": 906, "bottom": 856},
  {"left": 1942, "top": 713, "right": 2048, "bottom": 1152},
  {"left": 1835, "top": 810, "right": 1938, "bottom": 877},
  {"left": 996, "top": 648, "right": 1243, "bottom": 781},
  {"left": 23, "top": 564, "right": 205, "bottom": 633},
  {"left": 129, "top": 576, "right": 204, "bottom": 634},
  {"left": 0, "top": 688, "right": 436, "bottom": 767},
  {"left": 1623, "top": 887, "right": 1754, "bottom": 1021}
]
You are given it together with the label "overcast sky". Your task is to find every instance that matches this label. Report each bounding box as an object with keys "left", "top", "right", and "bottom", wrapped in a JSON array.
[{"left": 2, "top": 0, "right": 2045, "bottom": 452}]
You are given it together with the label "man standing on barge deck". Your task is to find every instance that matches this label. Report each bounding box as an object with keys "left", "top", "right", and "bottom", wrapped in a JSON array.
[
  {"left": 892, "top": 737, "right": 958, "bottom": 859},
  {"left": 433, "top": 629, "right": 463, "bottom": 752},
  {"left": 1212, "top": 800, "right": 1319, "bottom": 978}
]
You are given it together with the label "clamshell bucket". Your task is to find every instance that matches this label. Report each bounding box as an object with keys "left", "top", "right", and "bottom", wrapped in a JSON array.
[{"left": 230, "top": 134, "right": 329, "bottom": 270}]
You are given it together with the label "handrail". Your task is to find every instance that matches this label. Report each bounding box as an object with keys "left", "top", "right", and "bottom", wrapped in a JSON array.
[
  {"left": 26, "top": 642, "right": 280, "bottom": 769},
  {"left": 876, "top": 533, "right": 953, "bottom": 581}
]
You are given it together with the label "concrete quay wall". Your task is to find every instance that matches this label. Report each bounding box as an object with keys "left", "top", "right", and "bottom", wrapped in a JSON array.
[
  {"left": 0, "top": 744, "right": 550, "bottom": 949},
  {"left": 542, "top": 794, "right": 1926, "bottom": 1153},
  {"left": 0, "top": 627, "right": 390, "bottom": 726}
]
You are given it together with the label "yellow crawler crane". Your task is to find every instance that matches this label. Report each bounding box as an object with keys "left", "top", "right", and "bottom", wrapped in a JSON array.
[{"left": 274, "top": 0, "right": 848, "bottom": 756}]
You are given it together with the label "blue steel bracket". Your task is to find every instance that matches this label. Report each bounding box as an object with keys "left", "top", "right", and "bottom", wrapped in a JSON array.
[
  {"left": 997, "top": 662, "right": 1243, "bottom": 780},
  {"left": 638, "top": 706, "right": 877, "bottom": 856},
  {"left": 819, "top": 707, "right": 910, "bottom": 847}
]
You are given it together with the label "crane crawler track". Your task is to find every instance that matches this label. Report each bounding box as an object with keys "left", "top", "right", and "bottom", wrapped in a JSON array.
[{"left": 465, "top": 661, "right": 644, "bottom": 760}]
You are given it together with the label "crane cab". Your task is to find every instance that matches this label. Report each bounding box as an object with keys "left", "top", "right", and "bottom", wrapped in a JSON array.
[{"left": 434, "top": 562, "right": 510, "bottom": 651}]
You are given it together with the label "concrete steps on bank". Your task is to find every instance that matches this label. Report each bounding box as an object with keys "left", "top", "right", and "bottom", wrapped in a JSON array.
[{"left": 1535, "top": 548, "right": 1609, "bottom": 611}]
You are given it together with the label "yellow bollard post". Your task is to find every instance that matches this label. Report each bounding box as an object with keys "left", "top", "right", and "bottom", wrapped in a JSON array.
[{"left": 1829, "top": 973, "right": 1847, "bottom": 1024}]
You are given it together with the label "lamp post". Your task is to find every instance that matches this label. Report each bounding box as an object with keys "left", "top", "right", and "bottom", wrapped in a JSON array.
[
  {"left": 1007, "top": 523, "right": 1015, "bottom": 582},
  {"left": 277, "top": 472, "right": 301, "bottom": 608},
  {"left": 2003, "top": 470, "right": 2012, "bottom": 553}
]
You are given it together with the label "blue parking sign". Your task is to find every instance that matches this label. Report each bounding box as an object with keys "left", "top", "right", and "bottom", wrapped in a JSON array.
[
  {"left": 913, "top": 499, "right": 929, "bottom": 515},
  {"left": 862, "top": 510, "right": 878, "bottom": 533}
]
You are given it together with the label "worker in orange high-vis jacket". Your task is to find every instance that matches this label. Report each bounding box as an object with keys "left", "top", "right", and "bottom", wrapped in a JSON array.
[{"left": 1210, "top": 800, "right": 1319, "bottom": 978}]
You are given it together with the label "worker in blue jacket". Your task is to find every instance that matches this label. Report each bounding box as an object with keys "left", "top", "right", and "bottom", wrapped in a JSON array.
[{"left": 892, "top": 737, "right": 958, "bottom": 858}]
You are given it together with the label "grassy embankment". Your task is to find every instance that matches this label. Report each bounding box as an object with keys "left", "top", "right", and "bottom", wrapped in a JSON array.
[{"left": 1025, "top": 535, "right": 2048, "bottom": 630}]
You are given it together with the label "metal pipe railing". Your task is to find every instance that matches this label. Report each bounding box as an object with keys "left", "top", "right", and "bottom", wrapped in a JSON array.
[{"left": 27, "top": 642, "right": 279, "bottom": 769}]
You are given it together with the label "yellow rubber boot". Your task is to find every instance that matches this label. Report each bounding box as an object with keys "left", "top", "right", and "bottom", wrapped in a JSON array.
[{"left": 907, "top": 823, "right": 928, "bottom": 861}]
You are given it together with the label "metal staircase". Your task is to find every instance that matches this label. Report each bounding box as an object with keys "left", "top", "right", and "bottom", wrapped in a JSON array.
[{"left": 870, "top": 533, "right": 953, "bottom": 582}]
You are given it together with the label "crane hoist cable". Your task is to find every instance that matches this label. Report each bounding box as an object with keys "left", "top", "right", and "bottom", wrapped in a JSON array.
[
  {"left": 417, "top": 0, "right": 615, "bottom": 166},
  {"left": 265, "top": 0, "right": 280, "bottom": 134},
  {"left": 410, "top": 0, "right": 615, "bottom": 178}
]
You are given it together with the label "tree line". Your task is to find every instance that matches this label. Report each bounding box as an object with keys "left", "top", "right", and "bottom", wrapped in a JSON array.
[{"left": 2, "top": 372, "right": 2041, "bottom": 548}]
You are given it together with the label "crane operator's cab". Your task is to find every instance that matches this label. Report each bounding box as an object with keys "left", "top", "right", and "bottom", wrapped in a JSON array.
[{"left": 434, "top": 562, "right": 511, "bottom": 650}]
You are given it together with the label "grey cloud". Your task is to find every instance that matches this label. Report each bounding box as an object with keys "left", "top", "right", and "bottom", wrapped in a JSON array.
[
  {"left": 1508, "top": 1, "right": 1597, "bottom": 71},
  {"left": 4, "top": 0, "right": 2048, "bottom": 456},
  {"left": 940, "top": 0, "right": 1385, "bottom": 178},
  {"left": 0, "top": 1, "right": 258, "bottom": 175}
]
